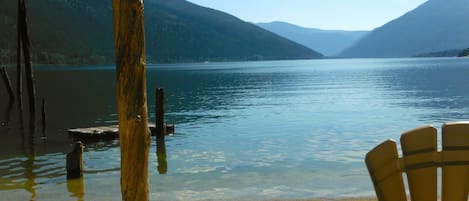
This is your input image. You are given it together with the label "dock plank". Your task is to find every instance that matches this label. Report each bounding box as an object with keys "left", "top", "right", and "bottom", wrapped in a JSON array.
[{"left": 68, "top": 123, "right": 174, "bottom": 142}]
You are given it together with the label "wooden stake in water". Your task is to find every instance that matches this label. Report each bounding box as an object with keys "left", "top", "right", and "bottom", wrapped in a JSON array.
[
  {"left": 66, "top": 141, "right": 84, "bottom": 180},
  {"left": 112, "top": 0, "right": 151, "bottom": 200},
  {"left": 156, "top": 88, "right": 165, "bottom": 144},
  {"left": 1, "top": 68, "right": 15, "bottom": 102},
  {"left": 156, "top": 88, "right": 167, "bottom": 174},
  {"left": 41, "top": 99, "right": 47, "bottom": 140}
]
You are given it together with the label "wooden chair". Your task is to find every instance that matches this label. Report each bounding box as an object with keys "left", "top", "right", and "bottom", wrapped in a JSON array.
[{"left": 365, "top": 122, "right": 469, "bottom": 201}]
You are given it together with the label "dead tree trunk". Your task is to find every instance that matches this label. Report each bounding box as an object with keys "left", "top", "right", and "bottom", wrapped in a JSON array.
[
  {"left": 111, "top": 1, "right": 150, "bottom": 201},
  {"left": 16, "top": 0, "right": 23, "bottom": 110},
  {"left": 1, "top": 68, "right": 15, "bottom": 102},
  {"left": 19, "top": 0, "right": 36, "bottom": 116}
]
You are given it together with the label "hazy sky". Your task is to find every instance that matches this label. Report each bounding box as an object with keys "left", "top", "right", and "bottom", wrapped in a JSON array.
[{"left": 186, "top": 0, "right": 428, "bottom": 30}]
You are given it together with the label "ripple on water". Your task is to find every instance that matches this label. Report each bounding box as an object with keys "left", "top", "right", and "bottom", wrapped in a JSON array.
[{"left": 3, "top": 58, "right": 469, "bottom": 200}]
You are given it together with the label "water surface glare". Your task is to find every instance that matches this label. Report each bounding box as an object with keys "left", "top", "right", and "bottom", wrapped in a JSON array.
[{"left": 2, "top": 58, "right": 469, "bottom": 200}]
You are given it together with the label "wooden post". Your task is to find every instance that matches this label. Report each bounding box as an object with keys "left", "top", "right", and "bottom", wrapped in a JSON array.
[
  {"left": 1, "top": 68, "right": 15, "bottom": 102},
  {"left": 66, "top": 141, "right": 84, "bottom": 180},
  {"left": 41, "top": 99, "right": 46, "bottom": 140},
  {"left": 112, "top": 1, "right": 150, "bottom": 200},
  {"left": 156, "top": 88, "right": 167, "bottom": 174},
  {"left": 156, "top": 88, "right": 165, "bottom": 140},
  {"left": 19, "top": 0, "right": 36, "bottom": 116},
  {"left": 16, "top": 0, "right": 23, "bottom": 109}
]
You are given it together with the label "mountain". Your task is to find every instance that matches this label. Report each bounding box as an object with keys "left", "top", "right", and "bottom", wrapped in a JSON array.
[
  {"left": 257, "top": 21, "right": 369, "bottom": 56},
  {"left": 0, "top": 0, "right": 322, "bottom": 64},
  {"left": 340, "top": 0, "right": 469, "bottom": 58}
]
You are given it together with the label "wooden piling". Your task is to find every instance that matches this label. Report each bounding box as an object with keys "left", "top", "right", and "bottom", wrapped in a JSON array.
[
  {"left": 66, "top": 141, "right": 84, "bottom": 180},
  {"left": 16, "top": 0, "right": 23, "bottom": 109},
  {"left": 19, "top": 0, "right": 36, "bottom": 116},
  {"left": 156, "top": 88, "right": 165, "bottom": 140},
  {"left": 1, "top": 68, "right": 15, "bottom": 102},
  {"left": 156, "top": 88, "right": 167, "bottom": 174},
  {"left": 155, "top": 88, "right": 165, "bottom": 135},
  {"left": 112, "top": 0, "right": 150, "bottom": 200},
  {"left": 41, "top": 99, "right": 46, "bottom": 140}
]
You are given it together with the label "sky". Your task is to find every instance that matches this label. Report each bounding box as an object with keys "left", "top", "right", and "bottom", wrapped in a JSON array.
[{"left": 186, "top": 0, "right": 428, "bottom": 31}]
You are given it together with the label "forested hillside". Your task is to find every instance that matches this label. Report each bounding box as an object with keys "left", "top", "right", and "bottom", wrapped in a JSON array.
[{"left": 0, "top": 0, "right": 322, "bottom": 64}]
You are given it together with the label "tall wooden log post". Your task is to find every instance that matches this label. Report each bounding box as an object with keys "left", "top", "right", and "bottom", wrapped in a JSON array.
[
  {"left": 112, "top": 1, "right": 151, "bottom": 201},
  {"left": 19, "top": 0, "right": 36, "bottom": 116}
]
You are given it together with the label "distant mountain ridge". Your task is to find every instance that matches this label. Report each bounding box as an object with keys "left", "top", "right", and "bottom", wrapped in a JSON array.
[
  {"left": 340, "top": 0, "right": 469, "bottom": 58},
  {"left": 0, "top": 0, "right": 322, "bottom": 64},
  {"left": 414, "top": 48, "right": 469, "bottom": 57},
  {"left": 414, "top": 49, "right": 463, "bottom": 57},
  {"left": 257, "top": 21, "right": 369, "bottom": 56}
]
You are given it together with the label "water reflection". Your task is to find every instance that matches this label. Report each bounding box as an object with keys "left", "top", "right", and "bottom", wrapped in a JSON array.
[
  {"left": 147, "top": 63, "right": 301, "bottom": 121},
  {"left": 67, "top": 177, "right": 85, "bottom": 201},
  {"left": 156, "top": 137, "right": 168, "bottom": 175},
  {"left": 0, "top": 98, "right": 68, "bottom": 200},
  {"left": 0, "top": 69, "right": 112, "bottom": 157},
  {"left": 0, "top": 157, "right": 35, "bottom": 200},
  {"left": 3, "top": 59, "right": 469, "bottom": 200},
  {"left": 12, "top": 107, "right": 36, "bottom": 199},
  {"left": 24, "top": 155, "right": 37, "bottom": 200},
  {"left": 372, "top": 58, "right": 469, "bottom": 122}
]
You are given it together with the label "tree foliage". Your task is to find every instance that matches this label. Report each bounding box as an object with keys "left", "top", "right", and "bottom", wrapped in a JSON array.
[{"left": 0, "top": 0, "right": 321, "bottom": 65}]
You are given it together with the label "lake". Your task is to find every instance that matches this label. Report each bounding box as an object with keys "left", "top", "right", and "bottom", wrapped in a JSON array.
[{"left": 2, "top": 58, "right": 469, "bottom": 200}]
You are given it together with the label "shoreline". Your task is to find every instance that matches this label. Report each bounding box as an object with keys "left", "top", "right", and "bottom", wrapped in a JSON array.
[
  {"left": 197, "top": 198, "right": 377, "bottom": 201},
  {"left": 262, "top": 198, "right": 376, "bottom": 201}
]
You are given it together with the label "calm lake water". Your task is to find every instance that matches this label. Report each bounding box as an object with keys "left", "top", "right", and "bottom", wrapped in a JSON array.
[{"left": 2, "top": 58, "right": 469, "bottom": 200}]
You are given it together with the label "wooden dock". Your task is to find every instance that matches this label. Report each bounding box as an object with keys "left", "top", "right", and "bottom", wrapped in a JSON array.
[{"left": 68, "top": 123, "right": 174, "bottom": 142}]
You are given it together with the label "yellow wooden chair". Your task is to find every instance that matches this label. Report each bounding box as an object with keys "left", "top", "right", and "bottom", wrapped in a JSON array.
[{"left": 365, "top": 122, "right": 469, "bottom": 201}]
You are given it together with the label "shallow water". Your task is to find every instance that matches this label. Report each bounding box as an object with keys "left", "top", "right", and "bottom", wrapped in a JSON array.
[{"left": 2, "top": 58, "right": 469, "bottom": 200}]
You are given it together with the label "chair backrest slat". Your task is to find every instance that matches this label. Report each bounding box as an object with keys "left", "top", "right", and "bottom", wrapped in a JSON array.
[
  {"left": 400, "top": 126, "right": 437, "bottom": 201},
  {"left": 442, "top": 123, "right": 469, "bottom": 201},
  {"left": 365, "top": 140, "right": 407, "bottom": 201},
  {"left": 366, "top": 122, "right": 469, "bottom": 201}
]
